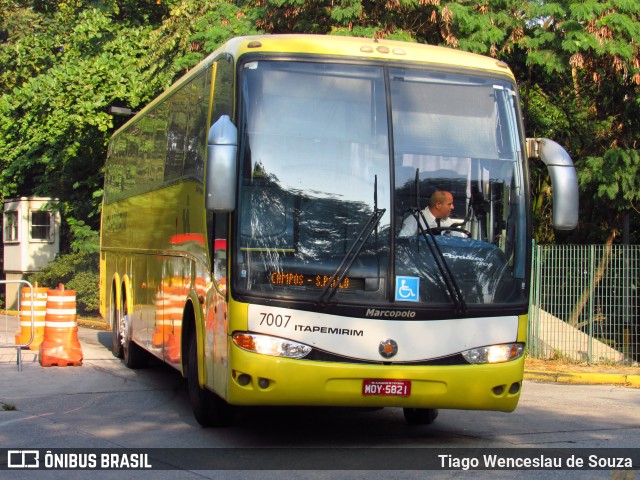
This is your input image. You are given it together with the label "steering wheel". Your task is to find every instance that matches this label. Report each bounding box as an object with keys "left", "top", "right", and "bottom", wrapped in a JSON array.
[{"left": 430, "top": 226, "right": 472, "bottom": 237}]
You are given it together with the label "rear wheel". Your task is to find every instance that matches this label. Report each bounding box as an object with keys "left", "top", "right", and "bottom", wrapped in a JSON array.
[
  {"left": 187, "top": 332, "right": 235, "bottom": 427},
  {"left": 110, "top": 287, "right": 123, "bottom": 359},
  {"left": 403, "top": 408, "right": 439, "bottom": 425},
  {"left": 119, "top": 288, "right": 146, "bottom": 369}
]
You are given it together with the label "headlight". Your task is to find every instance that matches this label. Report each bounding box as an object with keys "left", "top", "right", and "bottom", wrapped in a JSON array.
[
  {"left": 462, "top": 343, "right": 524, "bottom": 364},
  {"left": 232, "top": 332, "right": 312, "bottom": 359}
]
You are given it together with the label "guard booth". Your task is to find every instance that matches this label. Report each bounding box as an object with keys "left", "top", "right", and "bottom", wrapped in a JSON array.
[{"left": 2, "top": 197, "right": 60, "bottom": 309}]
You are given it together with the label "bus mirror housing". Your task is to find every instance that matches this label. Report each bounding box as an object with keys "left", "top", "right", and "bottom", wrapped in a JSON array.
[
  {"left": 206, "top": 115, "right": 238, "bottom": 212},
  {"left": 527, "top": 138, "right": 579, "bottom": 230}
]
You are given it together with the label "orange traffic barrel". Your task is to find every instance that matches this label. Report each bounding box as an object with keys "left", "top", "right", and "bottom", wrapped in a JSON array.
[
  {"left": 15, "top": 286, "right": 48, "bottom": 350},
  {"left": 39, "top": 285, "right": 83, "bottom": 367}
]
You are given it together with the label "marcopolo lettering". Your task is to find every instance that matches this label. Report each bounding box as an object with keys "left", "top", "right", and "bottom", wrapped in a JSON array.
[{"left": 366, "top": 309, "right": 416, "bottom": 318}]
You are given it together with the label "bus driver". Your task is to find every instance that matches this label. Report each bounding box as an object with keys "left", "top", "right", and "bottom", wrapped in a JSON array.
[{"left": 399, "top": 190, "right": 462, "bottom": 237}]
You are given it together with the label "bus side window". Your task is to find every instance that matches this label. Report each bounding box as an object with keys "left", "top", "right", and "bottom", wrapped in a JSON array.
[
  {"left": 165, "top": 87, "right": 188, "bottom": 181},
  {"left": 205, "top": 55, "right": 234, "bottom": 291},
  {"left": 211, "top": 54, "right": 234, "bottom": 124},
  {"left": 183, "top": 72, "right": 208, "bottom": 180}
]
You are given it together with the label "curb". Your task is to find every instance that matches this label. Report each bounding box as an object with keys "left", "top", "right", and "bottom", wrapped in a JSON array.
[
  {"left": 77, "top": 318, "right": 109, "bottom": 330},
  {"left": 524, "top": 370, "right": 640, "bottom": 388}
]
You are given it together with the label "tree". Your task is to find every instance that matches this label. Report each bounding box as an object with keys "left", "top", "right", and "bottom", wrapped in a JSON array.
[
  {"left": 1, "top": 0, "right": 638, "bottom": 249},
  {"left": 579, "top": 149, "right": 640, "bottom": 243},
  {"left": 0, "top": 0, "right": 254, "bottom": 250},
  {"left": 0, "top": 3, "right": 169, "bottom": 241},
  {"left": 517, "top": 0, "right": 640, "bottom": 243}
]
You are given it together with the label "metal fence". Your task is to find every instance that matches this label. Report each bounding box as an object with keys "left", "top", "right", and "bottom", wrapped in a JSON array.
[
  {"left": 529, "top": 244, "right": 639, "bottom": 365},
  {"left": 0, "top": 280, "right": 36, "bottom": 370}
]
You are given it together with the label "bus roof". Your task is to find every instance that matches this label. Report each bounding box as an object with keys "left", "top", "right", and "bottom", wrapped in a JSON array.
[
  {"left": 112, "top": 34, "right": 514, "bottom": 138},
  {"left": 217, "top": 34, "right": 514, "bottom": 79}
]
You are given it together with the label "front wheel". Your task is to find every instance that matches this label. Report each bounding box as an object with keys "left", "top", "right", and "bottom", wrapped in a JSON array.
[
  {"left": 403, "top": 408, "right": 439, "bottom": 425},
  {"left": 187, "top": 332, "right": 235, "bottom": 427}
]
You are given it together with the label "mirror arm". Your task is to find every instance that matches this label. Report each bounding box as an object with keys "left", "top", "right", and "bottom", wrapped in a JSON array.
[{"left": 526, "top": 138, "right": 579, "bottom": 230}]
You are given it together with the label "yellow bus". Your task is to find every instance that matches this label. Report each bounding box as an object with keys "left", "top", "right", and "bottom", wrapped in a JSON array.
[{"left": 100, "top": 34, "right": 578, "bottom": 426}]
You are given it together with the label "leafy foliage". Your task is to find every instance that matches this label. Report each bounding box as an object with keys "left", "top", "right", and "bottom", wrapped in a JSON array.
[
  {"left": 0, "top": 0, "right": 638, "bottom": 260},
  {"left": 28, "top": 251, "right": 99, "bottom": 315},
  {"left": 517, "top": 0, "right": 640, "bottom": 243},
  {"left": 0, "top": 3, "right": 168, "bottom": 240}
]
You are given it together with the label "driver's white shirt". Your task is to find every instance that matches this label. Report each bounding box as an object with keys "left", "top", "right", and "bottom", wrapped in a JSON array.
[{"left": 399, "top": 208, "right": 461, "bottom": 237}]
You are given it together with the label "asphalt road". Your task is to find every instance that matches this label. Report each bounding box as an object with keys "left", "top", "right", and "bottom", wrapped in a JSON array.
[{"left": 1, "top": 319, "right": 638, "bottom": 479}]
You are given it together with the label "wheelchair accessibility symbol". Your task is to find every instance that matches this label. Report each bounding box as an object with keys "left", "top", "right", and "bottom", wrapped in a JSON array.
[{"left": 395, "top": 276, "right": 419, "bottom": 302}]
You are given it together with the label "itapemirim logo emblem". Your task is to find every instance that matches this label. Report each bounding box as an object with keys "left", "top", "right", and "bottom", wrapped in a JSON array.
[{"left": 378, "top": 339, "right": 398, "bottom": 359}]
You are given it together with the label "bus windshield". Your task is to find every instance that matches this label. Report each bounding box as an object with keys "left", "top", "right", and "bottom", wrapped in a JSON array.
[{"left": 234, "top": 59, "right": 528, "bottom": 311}]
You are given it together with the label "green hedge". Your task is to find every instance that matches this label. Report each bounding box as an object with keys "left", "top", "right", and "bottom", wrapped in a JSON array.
[{"left": 28, "top": 252, "right": 99, "bottom": 316}]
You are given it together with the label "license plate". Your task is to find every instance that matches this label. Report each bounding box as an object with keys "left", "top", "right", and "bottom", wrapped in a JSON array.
[{"left": 362, "top": 379, "right": 411, "bottom": 397}]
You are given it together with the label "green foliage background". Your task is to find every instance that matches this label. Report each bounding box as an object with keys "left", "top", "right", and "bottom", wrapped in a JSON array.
[
  {"left": 1, "top": 0, "right": 639, "bottom": 313},
  {"left": 28, "top": 251, "right": 99, "bottom": 315}
]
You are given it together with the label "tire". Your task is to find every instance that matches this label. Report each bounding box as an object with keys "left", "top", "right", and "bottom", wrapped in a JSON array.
[
  {"left": 187, "top": 332, "right": 235, "bottom": 427},
  {"left": 122, "top": 320, "right": 146, "bottom": 369},
  {"left": 120, "top": 290, "right": 146, "bottom": 369},
  {"left": 110, "top": 287, "right": 123, "bottom": 359},
  {"left": 403, "top": 408, "right": 439, "bottom": 425}
]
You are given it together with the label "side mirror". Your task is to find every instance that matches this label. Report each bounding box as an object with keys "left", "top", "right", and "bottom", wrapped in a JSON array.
[
  {"left": 527, "top": 138, "right": 579, "bottom": 230},
  {"left": 206, "top": 115, "right": 237, "bottom": 212}
]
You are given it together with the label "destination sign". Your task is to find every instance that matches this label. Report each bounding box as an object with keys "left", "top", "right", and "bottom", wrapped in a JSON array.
[{"left": 269, "top": 272, "right": 351, "bottom": 289}]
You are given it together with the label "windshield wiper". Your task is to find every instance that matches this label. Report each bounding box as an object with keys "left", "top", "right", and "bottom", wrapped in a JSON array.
[
  {"left": 317, "top": 175, "right": 386, "bottom": 308},
  {"left": 409, "top": 169, "right": 467, "bottom": 314}
]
